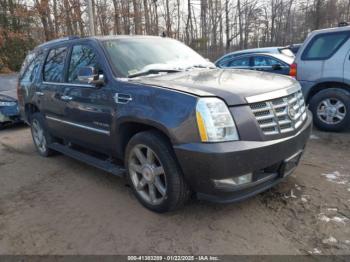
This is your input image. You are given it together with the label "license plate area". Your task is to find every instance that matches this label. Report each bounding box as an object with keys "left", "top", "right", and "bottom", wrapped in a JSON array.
[{"left": 279, "top": 150, "right": 303, "bottom": 177}]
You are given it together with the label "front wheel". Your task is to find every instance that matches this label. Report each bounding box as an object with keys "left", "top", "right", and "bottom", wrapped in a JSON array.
[
  {"left": 125, "top": 130, "right": 190, "bottom": 213},
  {"left": 309, "top": 88, "right": 350, "bottom": 132}
]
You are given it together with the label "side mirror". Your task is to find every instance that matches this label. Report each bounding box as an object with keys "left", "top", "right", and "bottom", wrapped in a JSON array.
[
  {"left": 78, "top": 66, "right": 104, "bottom": 86},
  {"left": 272, "top": 64, "right": 282, "bottom": 70}
]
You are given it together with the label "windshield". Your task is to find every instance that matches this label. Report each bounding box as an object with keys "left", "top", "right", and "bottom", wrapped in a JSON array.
[{"left": 103, "top": 38, "right": 214, "bottom": 77}]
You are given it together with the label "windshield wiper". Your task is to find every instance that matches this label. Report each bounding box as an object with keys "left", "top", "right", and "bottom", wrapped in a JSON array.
[
  {"left": 128, "top": 69, "right": 182, "bottom": 78},
  {"left": 184, "top": 64, "right": 216, "bottom": 70}
]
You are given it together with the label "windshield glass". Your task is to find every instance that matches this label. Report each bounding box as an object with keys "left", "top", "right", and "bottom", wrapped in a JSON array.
[{"left": 103, "top": 38, "right": 214, "bottom": 77}]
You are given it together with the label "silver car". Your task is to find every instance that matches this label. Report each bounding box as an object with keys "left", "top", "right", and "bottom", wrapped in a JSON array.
[{"left": 294, "top": 26, "right": 350, "bottom": 131}]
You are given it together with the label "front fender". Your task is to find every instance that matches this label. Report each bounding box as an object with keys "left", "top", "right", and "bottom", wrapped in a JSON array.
[{"left": 114, "top": 82, "right": 200, "bottom": 145}]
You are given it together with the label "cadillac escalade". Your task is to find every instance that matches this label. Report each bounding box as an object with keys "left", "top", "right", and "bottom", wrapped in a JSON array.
[{"left": 18, "top": 36, "right": 312, "bottom": 212}]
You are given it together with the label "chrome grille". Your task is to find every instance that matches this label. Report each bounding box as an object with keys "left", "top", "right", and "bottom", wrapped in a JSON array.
[{"left": 249, "top": 90, "right": 307, "bottom": 135}]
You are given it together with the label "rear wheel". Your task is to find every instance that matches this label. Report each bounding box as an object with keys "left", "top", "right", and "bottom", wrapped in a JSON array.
[
  {"left": 125, "top": 130, "right": 190, "bottom": 213},
  {"left": 30, "top": 113, "right": 54, "bottom": 157},
  {"left": 309, "top": 88, "right": 350, "bottom": 131}
]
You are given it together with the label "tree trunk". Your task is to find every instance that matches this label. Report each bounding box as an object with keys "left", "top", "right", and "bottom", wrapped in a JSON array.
[
  {"left": 133, "top": 0, "right": 142, "bottom": 34},
  {"left": 143, "top": 0, "right": 151, "bottom": 34}
]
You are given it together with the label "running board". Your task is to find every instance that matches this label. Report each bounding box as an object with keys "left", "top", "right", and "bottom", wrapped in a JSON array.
[{"left": 49, "top": 143, "right": 125, "bottom": 177}]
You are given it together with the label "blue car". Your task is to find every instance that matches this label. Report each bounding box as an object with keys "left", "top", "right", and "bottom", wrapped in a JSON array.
[
  {"left": 215, "top": 53, "right": 294, "bottom": 76},
  {"left": 215, "top": 46, "right": 295, "bottom": 66},
  {"left": 0, "top": 74, "right": 21, "bottom": 129}
]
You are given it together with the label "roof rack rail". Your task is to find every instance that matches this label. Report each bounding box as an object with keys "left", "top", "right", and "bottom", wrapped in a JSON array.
[{"left": 37, "top": 36, "right": 80, "bottom": 48}]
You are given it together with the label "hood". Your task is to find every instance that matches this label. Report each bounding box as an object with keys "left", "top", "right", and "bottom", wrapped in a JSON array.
[
  {"left": 0, "top": 93, "right": 17, "bottom": 102},
  {"left": 131, "top": 69, "right": 297, "bottom": 106}
]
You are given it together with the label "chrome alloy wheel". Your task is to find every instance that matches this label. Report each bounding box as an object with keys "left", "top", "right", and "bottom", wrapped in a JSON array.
[
  {"left": 128, "top": 145, "right": 167, "bottom": 205},
  {"left": 317, "top": 98, "right": 346, "bottom": 125},
  {"left": 31, "top": 119, "right": 47, "bottom": 153}
]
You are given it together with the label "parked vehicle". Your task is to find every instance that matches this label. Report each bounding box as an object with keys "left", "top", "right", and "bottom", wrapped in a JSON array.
[
  {"left": 293, "top": 26, "right": 350, "bottom": 131},
  {"left": 18, "top": 36, "right": 312, "bottom": 212},
  {"left": 215, "top": 46, "right": 295, "bottom": 67},
  {"left": 0, "top": 74, "right": 21, "bottom": 129},
  {"left": 287, "top": 43, "right": 303, "bottom": 55},
  {"left": 216, "top": 53, "right": 293, "bottom": 76}
]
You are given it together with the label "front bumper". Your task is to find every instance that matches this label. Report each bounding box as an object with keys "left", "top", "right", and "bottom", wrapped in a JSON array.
[
  {"left": 0, "top": 104, "right": 21, "bottom": 124},
  {"left": 174, "top": 111, "right": 312, "bottom": 203}
]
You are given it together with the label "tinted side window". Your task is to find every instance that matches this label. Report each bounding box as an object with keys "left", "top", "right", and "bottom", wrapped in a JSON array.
[
  {"left": 44, "top": 47, "right": 68, "bottom": 82},
  {"left": 217, "top": 55, "right": 233, "bottom": 67},
  {"left": 253, "top": 56, "right": 283, "bottom": 67},
  {"left": 68, "top": 45, "right": 98, "bottom": 83},
  {"left": 228, "top": 57, "right": 250, "bottom": 67},
  {"left": 19, "top": 53, "right": 36, "bottom": 78},
  {"left": 302, "top": 32, "right": 349, "bottom": 60},
  {"left": 22, "top": 53, "right": 44, "bottom": 83}
]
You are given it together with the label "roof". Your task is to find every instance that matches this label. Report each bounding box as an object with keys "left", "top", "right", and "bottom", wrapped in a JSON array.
[
  {"left": 88, "top": 35, "right": 163, "bottom": 41},
  {"left": 309, "top": 25, "right": 350, "bottom": 35},
  {"left": 36, "top": 35, "right": 164, "bottom": 49}
]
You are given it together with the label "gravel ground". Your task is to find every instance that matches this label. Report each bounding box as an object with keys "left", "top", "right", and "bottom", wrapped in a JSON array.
[
  {"left": 0, "top": 125, "right": 349, "bottom": 255},
  {"left": 0, "top": 73, "right": 349, "bottom": 255}
]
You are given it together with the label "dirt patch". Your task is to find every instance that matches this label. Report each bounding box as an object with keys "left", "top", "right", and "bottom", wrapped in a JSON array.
[{"left": 0, "top": 126, "right": 349, "bottom": 255}]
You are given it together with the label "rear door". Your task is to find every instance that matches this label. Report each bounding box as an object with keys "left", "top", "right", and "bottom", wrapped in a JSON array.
[
  {"left": 40, "top": 45, "right": 69, "bottom": 137},
  {"left": 57, "top": 42, "right": 114, "bottom": 152}
]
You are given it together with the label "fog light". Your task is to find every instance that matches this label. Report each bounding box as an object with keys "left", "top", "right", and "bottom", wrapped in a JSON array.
[{"left": 213, "top": 173, "right": 253, "bottom": 189}]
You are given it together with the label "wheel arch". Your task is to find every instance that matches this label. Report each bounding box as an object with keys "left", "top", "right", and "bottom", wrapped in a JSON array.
[
  {"left": 24, "top": 103, "right": 40, "bottom": 123},
  {"left": 306, "top": 81, "right": 350, "bottom": 103},
  {"left": 115, "top": 119, "right": 173, "bottom": 159}
]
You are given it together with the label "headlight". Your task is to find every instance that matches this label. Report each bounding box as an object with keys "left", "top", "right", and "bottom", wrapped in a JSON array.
[
  {"left": 0, "top": 101, "right": 17, "bottom": 107},
  {"left": 196, "top": 97, "right": 239, "bottom": 142}
]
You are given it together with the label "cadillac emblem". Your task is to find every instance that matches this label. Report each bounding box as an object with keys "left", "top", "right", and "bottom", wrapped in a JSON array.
[{"left": 288, "top": 105, "right": 296, "bottom": 120}]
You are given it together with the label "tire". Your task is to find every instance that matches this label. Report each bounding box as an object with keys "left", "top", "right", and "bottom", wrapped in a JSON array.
[
  {"left": 309, "top": 88, "right": 350, "bottom": 132},
  {"left": 30, "top": 112, "right": 55, "bottom": 157},
  {"left": 125, "top": 130, "right": 190, "bottom": 213}
]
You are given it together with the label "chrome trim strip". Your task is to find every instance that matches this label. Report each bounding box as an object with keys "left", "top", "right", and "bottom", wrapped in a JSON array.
[
  {"left": 46, "top": 116, "right": 110, "bottom": 135},
  {"left": 245, "top": 84, "right": 301, "bottom": 103},
  {"left": 42, "top": 81, "right": 94, "bottom": 88}
]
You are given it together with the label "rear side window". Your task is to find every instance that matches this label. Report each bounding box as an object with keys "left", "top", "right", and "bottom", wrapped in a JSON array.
[
  {"left": 68, "top": 45, "right": 98, "bottom": 83},
  {"left": 253, "top": 56, "right": 283, "bottom": 67},
  {"left": 302, "top": 32, "right": 350, "bottom": 60},
  {"left": 44, "top": 47, "right": 68, "bottom": 82},
  {"left": 21, "top": 52, "right": 44, "bottom": 83},
  {"left": 217, "top": 55, "right": 234, "bottom": 67},
  {"left": 228, "top": 57, "right": 250, "bottom": 67},
  {"left": 19, "top": 53, "right": 36, "bottom": 78}
]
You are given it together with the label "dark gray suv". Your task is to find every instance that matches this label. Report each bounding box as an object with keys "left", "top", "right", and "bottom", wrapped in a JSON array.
[{"left": 18, "top": 36, "right": 312, "bottom": 212}]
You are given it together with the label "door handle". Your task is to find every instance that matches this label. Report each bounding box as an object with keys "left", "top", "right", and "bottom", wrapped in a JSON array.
[
  {"left": 114, "top": 93, "right": 132, "bottom": 104},
  {"left": 61, "top": 95, "right": 73, "bottom": 101},
  {"left": 36, "top": 91, "right": 44, "bottom": 96}
]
